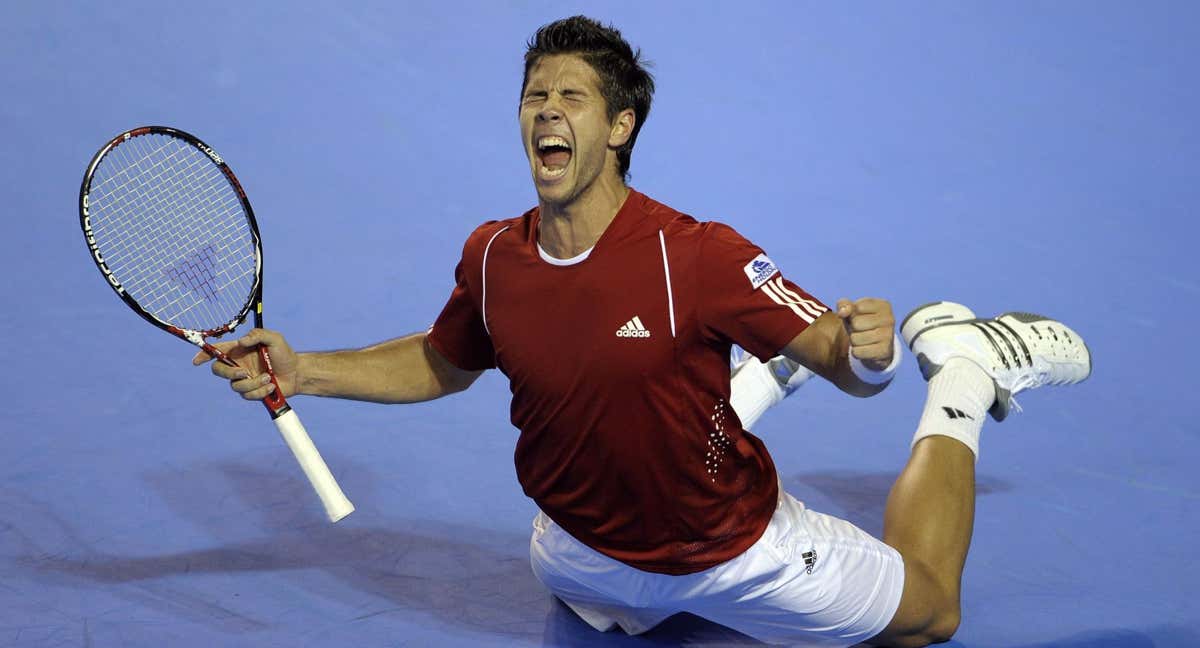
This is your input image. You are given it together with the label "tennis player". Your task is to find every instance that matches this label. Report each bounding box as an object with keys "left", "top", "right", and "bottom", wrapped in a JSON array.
[{"left": 197, "top": 16, "right": 1090, "bottom": 647}]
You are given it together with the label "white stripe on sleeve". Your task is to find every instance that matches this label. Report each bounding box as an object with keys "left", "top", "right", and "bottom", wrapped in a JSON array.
[
  {"left": 760, "top": 280, "right": 816, "bottom": 323},
  {"left": 770, "top": 277, "right": 827, "bottom": 320}
]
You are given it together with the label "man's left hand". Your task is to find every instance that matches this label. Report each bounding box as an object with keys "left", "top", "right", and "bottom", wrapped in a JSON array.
[{"left": 835, "top": 297, "right": 896, "bottom": 371}]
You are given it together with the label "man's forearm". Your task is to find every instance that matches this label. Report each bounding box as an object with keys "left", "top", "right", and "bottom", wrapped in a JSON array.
[
  {"left": 782, "top": 310, "right": 892, "bottom": 399},
  {"left": 296, "top": 332, "right": 480, "bottom": 404},
  {"left": 827, "top": 344, "right": 890, "bottom": 398}
]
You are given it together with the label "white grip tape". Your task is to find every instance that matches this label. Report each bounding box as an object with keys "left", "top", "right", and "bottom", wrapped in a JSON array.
[{"left": 273, "top": 409, "right": 355, "bottom": 522}]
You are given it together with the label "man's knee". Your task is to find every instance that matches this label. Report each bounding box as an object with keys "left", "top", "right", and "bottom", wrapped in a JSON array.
[
  {"left": 924, "top": 606, "right": 961, "bottom": 644},
  {"left": 871, "top": 560, "right": 962, "bottom": 648},
  {"left": 873, "top": 605, "right": 960, "bottom": 647}
]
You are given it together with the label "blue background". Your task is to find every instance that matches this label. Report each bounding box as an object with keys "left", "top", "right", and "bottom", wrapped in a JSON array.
[{"left": 2, "top": 2, "right": 1197, "bottom": 646}]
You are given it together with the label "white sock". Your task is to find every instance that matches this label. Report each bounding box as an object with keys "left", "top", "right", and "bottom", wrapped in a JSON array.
[
  {"left": 911, "top": 357, "right": 996, "bottom": 461},
  {"left": 729, "top": 358, "right": 784, "bottom": 431}
]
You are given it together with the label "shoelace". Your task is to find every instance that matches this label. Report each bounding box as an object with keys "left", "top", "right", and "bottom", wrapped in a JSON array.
[{"left": 969, "top": 319, "right": 1058, "bottom": 414}]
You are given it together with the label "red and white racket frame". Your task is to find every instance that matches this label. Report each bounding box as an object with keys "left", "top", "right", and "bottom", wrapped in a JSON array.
[{"left": 80, "top": 126, "right": 354, "bottom": 522}]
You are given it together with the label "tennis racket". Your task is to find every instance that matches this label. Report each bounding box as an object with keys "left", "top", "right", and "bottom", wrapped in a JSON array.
[{"left": 79, "top": 125, "right": 354, "bottom": 523}]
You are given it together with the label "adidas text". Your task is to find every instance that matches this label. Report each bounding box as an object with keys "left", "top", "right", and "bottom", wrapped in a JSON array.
[{"left": 616, "top": 316, "right": 651, "bottom": 338}]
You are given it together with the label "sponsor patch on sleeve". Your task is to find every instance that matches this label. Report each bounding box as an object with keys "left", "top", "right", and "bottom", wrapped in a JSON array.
[{"left": 743, "top": 253, "right": 780, "bottom": 289}]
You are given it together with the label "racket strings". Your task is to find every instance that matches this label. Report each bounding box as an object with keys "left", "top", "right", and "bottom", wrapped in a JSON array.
[
  {"left": 109, "top": 148, "right": 255, "bottom": 329},
  {"left": 88, "top": 138, "right": 178, "bottom": 193},
  {"left": 91, "top": 144, "right": 224, "bottom": 260},
  {"left": 86, "top": 133, "right": 258, "bottom": 333},
  {"left": 91, "top": 140, "right": 246, "bottom": 310},
  {"left": 96, "top": 145, "right": 242, "bottom": 295}
]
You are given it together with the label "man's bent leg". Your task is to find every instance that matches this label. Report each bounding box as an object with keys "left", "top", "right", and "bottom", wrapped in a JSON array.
[
  {"left": 871, "top": 356, "right": 993, "bottom": 645},
  {"left": 871, "top": 302, "right": 1091, "bottom": 646},
  {"left": 869, "top": 436, "right": 975, "bottom": 647}
]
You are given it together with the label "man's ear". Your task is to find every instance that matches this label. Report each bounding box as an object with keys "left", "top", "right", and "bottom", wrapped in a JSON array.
[{"left": 609, "top": 108, "right": 636, "bottom": 148}]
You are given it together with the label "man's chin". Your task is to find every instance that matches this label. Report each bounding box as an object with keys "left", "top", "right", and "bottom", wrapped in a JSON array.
[{"left": 534, "top": 180, "right": 575, "bottom": 207}]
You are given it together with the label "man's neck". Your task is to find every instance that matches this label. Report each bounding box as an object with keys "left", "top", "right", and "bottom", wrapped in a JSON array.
[{"left": 537, "top": 176, "right": 630, "bottom": 259}]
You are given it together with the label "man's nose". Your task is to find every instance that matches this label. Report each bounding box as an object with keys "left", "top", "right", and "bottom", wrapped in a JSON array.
[{"left": 537, "top": 96, "right": 564, "bottom": 122}]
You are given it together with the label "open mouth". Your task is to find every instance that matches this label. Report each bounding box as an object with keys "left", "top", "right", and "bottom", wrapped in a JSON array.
[{"left": 536, "top": 135, "right": 572, "bottom": 179}]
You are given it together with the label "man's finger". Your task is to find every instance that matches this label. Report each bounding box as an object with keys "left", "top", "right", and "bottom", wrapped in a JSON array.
[
  {"left": 212, "top": 362, "right": 250, "bottom": 381},
  {"left": 239, "top": 328, "right": 285, "bottom": 350},
  {"left": 233, "top": 373, "right": 272, "bottom": 395},
  {"left": 844, "top": 313, "right": 890, "bottom": 333},
  {"left": 238, "top": 329, "right": 265, "bottom": 348},
  {"left": 196, "top": 341, "right": 239, "bottom": 366},
  {"left": 850, "top": 340, "right": 893, "bottom": 361},
  {"left": 848, "top": 298, "right": 886, "bottom": 315},
  {"left": 241, "top": 381, "right": 277, "bottom": 401},
  {"left": 850, "top": 328, "right": 891, "bottom": 348},
  {"left": 836, "top": 298, "right": 855, "bottom": 320}
]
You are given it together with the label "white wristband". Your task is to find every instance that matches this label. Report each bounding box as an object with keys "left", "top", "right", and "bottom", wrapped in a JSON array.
[{"left": 849, "top": 333, "right": 902, "bottom": 384}]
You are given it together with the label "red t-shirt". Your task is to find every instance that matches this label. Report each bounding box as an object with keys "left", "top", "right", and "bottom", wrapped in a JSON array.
[{"left": 427, "top": 190, "right": 829, "bottom": 574}]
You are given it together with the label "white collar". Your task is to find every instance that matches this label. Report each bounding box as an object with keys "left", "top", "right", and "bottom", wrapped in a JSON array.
[{"left": 537, "top": 242, "right": 594, "bottom": 266}]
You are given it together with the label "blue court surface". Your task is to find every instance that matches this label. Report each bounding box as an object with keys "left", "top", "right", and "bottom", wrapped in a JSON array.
[{"left": 3, "top": 2, "right": 1198, "bottom": 646}]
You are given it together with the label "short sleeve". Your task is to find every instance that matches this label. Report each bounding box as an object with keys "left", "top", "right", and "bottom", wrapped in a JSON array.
[
  {"left": 427, "top": 254, "right": 497, "bottom": 372},
  {"left": 698, "top": 223, "right": 829, "bottom": 361}
]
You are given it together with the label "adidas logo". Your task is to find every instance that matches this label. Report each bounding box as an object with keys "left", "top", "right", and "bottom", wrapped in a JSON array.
[
  {"left": 942, "top": 406, "right": 975, "bottom": 421},
  {"left": 802, "top": 549, "right": 818, "bottom": 574},
  {"left": 616, "top": 316, "right": 651, "bottom": 338}
]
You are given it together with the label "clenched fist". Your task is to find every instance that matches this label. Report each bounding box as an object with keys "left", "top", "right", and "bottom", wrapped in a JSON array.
[{"left": 835, "top": 297, "right": 896, "bottom": 372}]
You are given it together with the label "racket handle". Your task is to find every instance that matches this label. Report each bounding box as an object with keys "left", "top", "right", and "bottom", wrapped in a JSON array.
[{"left": 272, "top": 409, "right": 355, "bottom": 522}]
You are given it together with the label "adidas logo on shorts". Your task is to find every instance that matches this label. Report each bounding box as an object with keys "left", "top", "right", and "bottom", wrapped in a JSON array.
[{"left": 616, "top": 316, "right": 651, "bottom": 338}]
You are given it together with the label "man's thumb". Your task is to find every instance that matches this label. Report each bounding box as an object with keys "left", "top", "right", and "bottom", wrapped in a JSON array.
[{"left": 836, "top": 298, "right": 855, "bottom": 320}]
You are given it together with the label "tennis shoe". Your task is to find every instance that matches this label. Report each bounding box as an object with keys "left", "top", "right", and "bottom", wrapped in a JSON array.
[{"left": 900, "top": 301, "right": 1091, "bottom": 421}]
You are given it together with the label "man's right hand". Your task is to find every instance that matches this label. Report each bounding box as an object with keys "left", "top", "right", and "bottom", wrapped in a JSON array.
[{"left": 192, "top": 328, "right": 300, "bottom": 401}]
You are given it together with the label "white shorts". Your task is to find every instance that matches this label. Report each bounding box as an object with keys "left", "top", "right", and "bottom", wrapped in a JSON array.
[{"left": 529, "top": 489, "right": 904, "bottom": 647}]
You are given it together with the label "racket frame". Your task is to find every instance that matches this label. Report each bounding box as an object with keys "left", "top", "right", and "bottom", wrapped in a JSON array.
[
  {"left": 79, "top": 126, "right": 354, "bottom": 522},
  {"left": 79, "top": 126, "right": 289, "bottom": 416}
]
